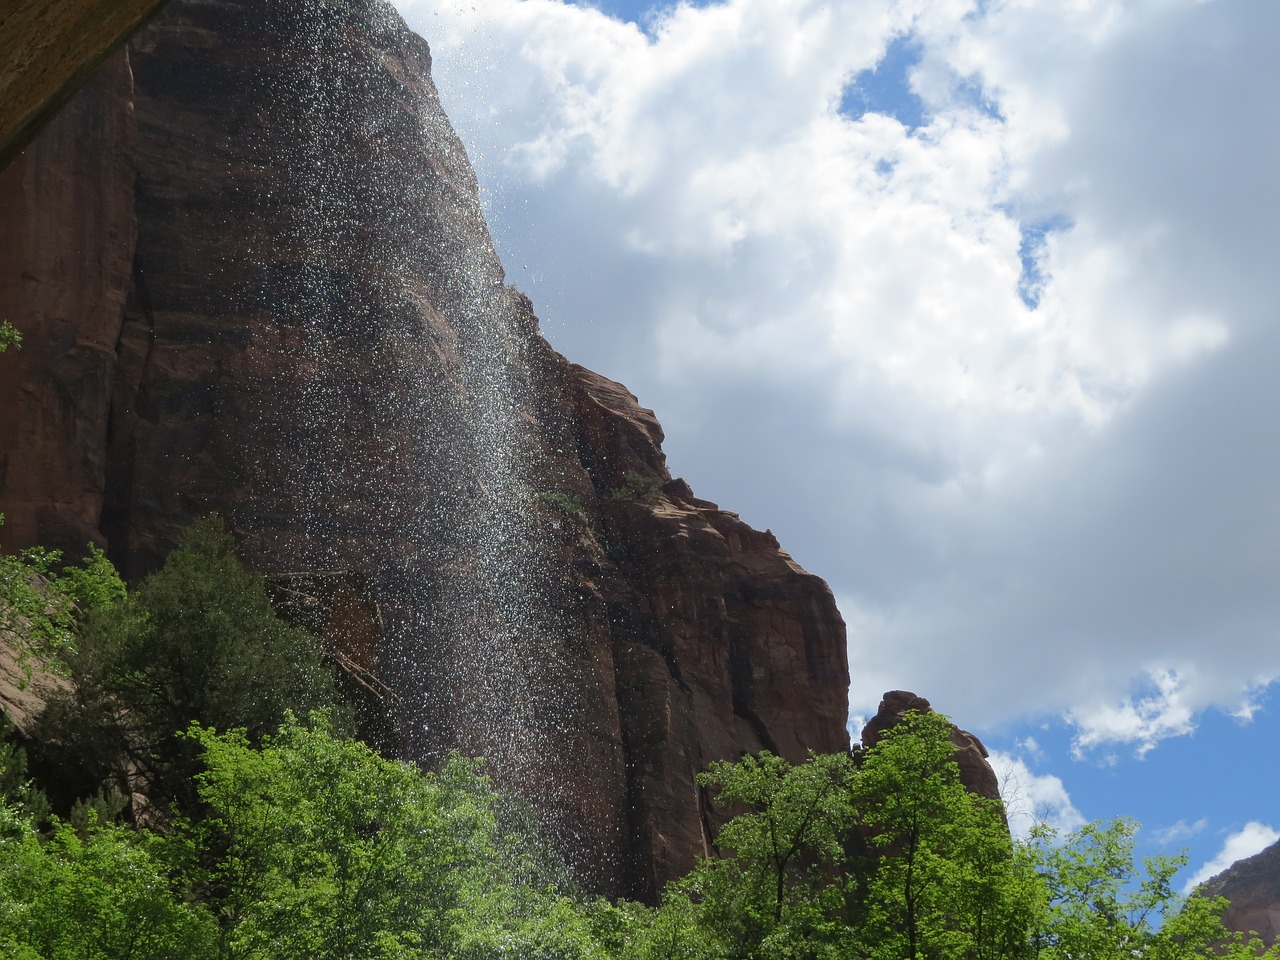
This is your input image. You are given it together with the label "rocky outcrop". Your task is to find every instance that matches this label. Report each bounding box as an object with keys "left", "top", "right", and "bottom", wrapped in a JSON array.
[
  {"left": 550, "top": 361, "right": 851, "bottom": 895},
  {"left": 0, "top": 607, "right": 72, "bottom": 740},
  {"left": 0, "top": 0, "right": 168, "bottom": 169},
  {"left": 1203, "top": 839, "right": 1280, "bottom": 948},
  {"left": 0, "top": 0, "right": 850, "bottom": 900},
  {"left": 858, "top": 690, "right": 1002, "bottom": 803},
  {"left": 264, "top": 571, "right": 396, "bottom": 746}
]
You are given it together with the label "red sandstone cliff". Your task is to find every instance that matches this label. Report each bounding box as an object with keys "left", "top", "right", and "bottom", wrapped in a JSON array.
[
  {"left": 1202, "top": 839, "right": 1280, "bottom": 948},
  {"left": 858, "top": 690, "right": 1002, "bottom": 803},
  {"left": 0, "top": 0, "right": 168, "bottom": 168},
  {"left": 0, "top": 0, "right": 850, "bottom": 900}
]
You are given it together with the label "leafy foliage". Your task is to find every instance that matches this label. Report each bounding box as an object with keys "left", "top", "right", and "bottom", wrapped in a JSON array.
[
  {"left": 850, "top": 710, "right": 1038, "bottom": 960},
  {"left": 538, "top": 490, "right": 587, "bottom": 516},
  {"left": 0, "top": 718, "right": 50, "bottom": 827},
  {"left": 620, "top": 711, "right": 1275, "bottom": 960},
  {"left": 609, "top": 471, "right": 664, "bottom": 502},
  {"left": 0, "top": 533, "right": 125, "bottom": 683},
  {"left": 189, "top": 714, "right": 610, "bottom": 960},
  {"left": 0, "top": 745, "right": 218, "bottom": 960},
  {"left": 1028, "top": 818, "right": 1278, "bottom": 960},
  {"left": 3, "top": 517, "right": 1275, "bottom": 959},
  {"left": 38, "top": 516, "right": 344, "bottom": 815},
  {"left": 190, "top": 714, "right": 479, "bottom": 958},
  {"left": 675, "top": 751, "right": 856, "bottom": 957},
  {"left": 0, "top": 320, "right": 19, "bottom": 352}
]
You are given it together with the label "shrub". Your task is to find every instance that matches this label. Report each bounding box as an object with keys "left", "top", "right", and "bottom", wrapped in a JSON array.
[
  {"left": 538, "top": 491, "right": 587, "bottom": 516},
  {"left": 39, "top": 516, "right": 345, "bottom": 816},
  {"left": 0, "top": 743, "right": 217, "bottom": 959},
  {"left": 609, "top": 471, "right": 663, "bottom": 502},
  {"left": 0, "top": 532, "right": 125, "bottom": 685},
  {"left": 0, "top": 320, "right": 19, "bottom": 352}
]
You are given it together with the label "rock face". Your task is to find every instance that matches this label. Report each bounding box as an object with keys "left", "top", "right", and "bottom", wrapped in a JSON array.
[
  {"left": 0, "top": 0, "right": 169, "bottom": 169},
  {"left": 0, "top": 0, "right": 850, "bottom": 900},
  {"left": 858, "top": 690, "right": 1002, "bottom": 803},
  {"left": 1203, "top": 839, "right": 1280, "bottom": 948},
  {"left": 0, "top": 49, "right": 137, "bottom": 555}
]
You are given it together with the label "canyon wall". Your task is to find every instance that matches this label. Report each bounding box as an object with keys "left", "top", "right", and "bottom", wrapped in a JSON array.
[
  {"left": 1204, "top": 839, "right": 1280, "bottom": 948},
  {"left": 0, "top": 0, "right": 850, "bottom": 899},
  {"left": 0, "top": 0, "right": 169, "bottom": 168}
]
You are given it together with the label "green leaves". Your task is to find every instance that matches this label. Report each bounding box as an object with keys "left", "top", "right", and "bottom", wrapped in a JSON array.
[
  {"left": 190, "top": 715, "right": 484, "bottom": 959},
  {"left": 0, "top": 320, "right": 20, "bottom": 352},
  {"left": 0, "top": 534, "right": 125, "bottom": 685},
  {"left": 0, "top": 755, "right": 218, "bottom": 960},
  {"left": 187, "top": 715, "right": 611, "bottom": 960},
  {"left": 4, "top": 511, "right": 1275, "bottom": 960},
  {"left": 39, "top": 516, "right": 344, "bottom": 816},
  {"left": 1027, "top": 819, "right": 1280, "bottom": 960},
  {"left": 850, "top": 710, "right": 1035, "bottom": 960},
  {"left": 693, "top": 751, "right": 855, "bottom": 954}
]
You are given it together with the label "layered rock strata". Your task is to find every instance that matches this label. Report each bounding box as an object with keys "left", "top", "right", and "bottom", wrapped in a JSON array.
[{"left": 0, "top": 0, "right": 851, "bottom": 899}]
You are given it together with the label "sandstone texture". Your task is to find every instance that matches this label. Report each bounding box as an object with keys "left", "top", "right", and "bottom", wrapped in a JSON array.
[
  {"left": 0, "top": 0, "right": 168, "bottom": 169},
  {"left": 858, "top": 690, "right": 1002, "bottom": 803},
  {"left": 0, "top": 608, "right": 71, "bottom": 740},
  {"left": 0, "top": 50, "right": 137, "bottom": 556},
  {"left": 1203, "top": 839, "right": 1280, "bottom": 947},
  {"left": 0, "top": 0, "right": 851, "bottom": 900}
]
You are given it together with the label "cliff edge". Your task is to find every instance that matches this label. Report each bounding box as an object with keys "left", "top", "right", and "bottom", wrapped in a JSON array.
[{"left": 0, "top": 0, "right": 850, "bottom": 900}]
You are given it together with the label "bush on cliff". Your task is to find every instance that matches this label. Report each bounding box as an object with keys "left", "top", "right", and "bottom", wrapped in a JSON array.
[
  {"left": 38, "top": 516, "right": 345, "bottom": 817},
  {"left": 0, "top": 530, "right": 124, "bottom": 687}
]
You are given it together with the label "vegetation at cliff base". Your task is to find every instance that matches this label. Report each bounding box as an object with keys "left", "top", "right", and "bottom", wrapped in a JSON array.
[
  {"left": 2, "top": 521, "right": 1278, "bottom": 959},
  {"left": 36, "top": 516, "right": 344, "bottom": 818}
]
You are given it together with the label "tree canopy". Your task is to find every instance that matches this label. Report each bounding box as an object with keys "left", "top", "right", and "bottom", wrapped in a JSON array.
[{"left": 1, "top": 519, "right": 1277, "bottom": 958}]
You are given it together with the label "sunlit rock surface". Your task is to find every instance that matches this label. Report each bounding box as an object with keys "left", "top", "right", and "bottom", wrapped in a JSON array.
[
  {"left": 1204, "top": 840, "right": 1280, "bottom": 948},
  {"left": 0, "top": 0, "right": 850, "bottom": 899},
  {"left": 858, "top": 690, "right": 1002, "bottom": 803}
]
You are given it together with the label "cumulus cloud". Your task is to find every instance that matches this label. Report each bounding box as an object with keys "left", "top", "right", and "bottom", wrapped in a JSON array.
[
  {"left": 1184, "top": 822, "right": 1280, "bottom": 894},
  {"left": 396, "top": 0, "right": 1280, "bottom": 751},
  {"left": 988, "top": 750, "right": 1084, "bottom": 841}
]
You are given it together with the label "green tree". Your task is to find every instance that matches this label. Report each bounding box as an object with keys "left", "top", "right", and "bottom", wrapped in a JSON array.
[
  {"left": 39, "top": 516, "right": 342, "bottom": 815},
  {"left": 190, "top": 715, "right": 475, "bottom": 958},
  {"left": 0, "top": 534, "right": 125, "bottom": 685},
  {"left": 634, "top": 750, "right": 855, "bottom": 959},
  {"left": 850, "top": 710, "right": 1038, "bottom": 960},
  {"left": 189, "top": 714, "right": 607, "bottom": 960},
  {"left": 1029, "top": 818, "right": 1280, "bottom": 960},
  {"left": 0, "top": 747, "right": 218, "bottom": 960}
]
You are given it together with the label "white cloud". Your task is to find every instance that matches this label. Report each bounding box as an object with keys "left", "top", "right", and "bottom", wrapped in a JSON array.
[
  {"left": 1184, "top": 822, "right": 1280, "bottom": 894},
  {"left": 1067, "top": 668, "right": 1197, "bottom": 759},
  {"left": 988, "top": 749, "right": 1084, "bottom": 841},
  {"left": 397, "top": 0, "right": 1280, "bottom": 750},
  {"left": 1152, "top": 817, "right": 1208, "bottom": 846}
]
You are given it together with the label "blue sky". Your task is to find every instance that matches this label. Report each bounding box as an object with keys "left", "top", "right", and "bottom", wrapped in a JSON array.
[{"left": 396, "top": 0, "right": 1280, "bottom": 890}]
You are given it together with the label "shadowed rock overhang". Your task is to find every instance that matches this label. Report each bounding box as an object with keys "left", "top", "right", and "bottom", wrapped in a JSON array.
[{"left": 0, "top": 0, "right": 169, "bottom": 170}]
